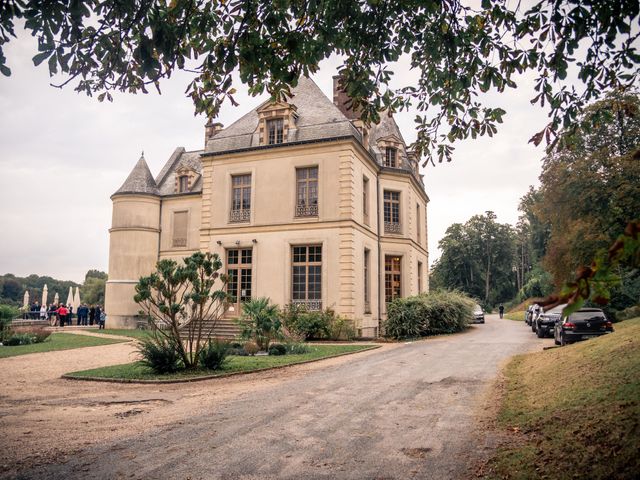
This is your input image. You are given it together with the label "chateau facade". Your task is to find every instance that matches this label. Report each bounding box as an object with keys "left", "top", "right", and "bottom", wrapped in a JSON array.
[{"left": 105, "top": 77, "right": 429, "bottom": 337}]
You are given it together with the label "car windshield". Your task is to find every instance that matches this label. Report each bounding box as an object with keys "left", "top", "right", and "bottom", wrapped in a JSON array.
[
  {"left": 473, "top": 304, "right": 482, "bottom": 312},
  {"left": 570, "top": 311, "right": 605, "bottom": 322}
]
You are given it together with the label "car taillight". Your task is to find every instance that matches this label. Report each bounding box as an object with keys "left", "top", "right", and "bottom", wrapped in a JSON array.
[
  {"left": 564, "top": 322, "right": 575, "bottom": 329},
  {"left": 605, "top": 321, "right": 613, "bottom": 329}
]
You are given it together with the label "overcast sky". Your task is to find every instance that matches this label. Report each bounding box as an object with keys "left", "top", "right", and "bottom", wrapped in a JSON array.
[{"left": 0, "top": 33, "right": 548, "bottom": 283}]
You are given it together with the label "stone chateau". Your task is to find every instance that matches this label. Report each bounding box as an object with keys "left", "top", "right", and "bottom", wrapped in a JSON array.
[{"left": 105, "top": 76, "right": 429, "bottom": 337}]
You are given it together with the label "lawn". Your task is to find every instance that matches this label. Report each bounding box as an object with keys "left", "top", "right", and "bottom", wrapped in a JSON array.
[
  {"left": 92, "top": 328, "right": 155, "bottom": 340},
  {"left": 504, "top": 310, "right": 525, "bottom": 321},
  {"left": 65, "top": 344, "right": 377, "bottom": 381},
  {"left": 0, "top": 333, "right": 128, "bottom": 358},
  {"left": 486, "top": 317, "right": 640, "bottom": 479}
]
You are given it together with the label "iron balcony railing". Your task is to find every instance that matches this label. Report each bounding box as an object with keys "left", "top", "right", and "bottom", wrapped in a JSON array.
[
  {"left": 229, "top": 208, "right": 251, "bottom": 223},
  {"left": 384, "top": 221, "right": 401, "bottom": 234},
  {"left": 295, "top": 203, "right": 318, "bottom": 217},
  {"left": 291, "top": 299, "right": 322, "bottom": 311}
]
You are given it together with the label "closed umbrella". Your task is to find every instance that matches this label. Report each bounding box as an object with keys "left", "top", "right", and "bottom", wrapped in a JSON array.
[
  {"left": 23, "top": 290, "right": 29, "bottom": 309},
  {"left": 42, "top": 284, "right": 48, "bottom": 306},
  {"left": 66, "top": 287, "right": 73, "bottom": 307},
  {"left": 73, "top": 287, "right": 81, "bottom": 310},
  {"left": 53, "top": 292, "right": 59, "bottom": 305}
]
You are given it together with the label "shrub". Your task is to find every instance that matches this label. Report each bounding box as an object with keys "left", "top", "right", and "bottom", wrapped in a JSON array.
[
  {"left": 616, "top": 305, "right": 640, "bottom": 321},
  {"left": 328, "top": 315, "right": 356, "bottom": 340},
  {"left": 198, "top": 339, "right": 229, "bottom": 370},
  {"left": 384, "top": 290, "right": 474, "bottom": 339},
  {"left": 293, "top": 311, "right": 331, "bottom": 339},
  {"left": 0, "top": 304, "right": 19, "bottom": 321},
  {"left": 4, "top": 333, "right": 36, "bottom": 346},
  {"left": 12, "top": 326, "right": 51, "bottom": 343},
  {"left": 243, "top": 341, "right": 259, "bottom": 356},
  {"left": 385, "top": 297, "right": 430, "bottom": 339},
  {"left": 268, "top": 343, "right": 287, "bottom": 356},
  {"left": 239, "top": 297, "right": 282, "bottom": 351},
  {"left": 138, "top": 337, "right": 181, "bottom": 373},
  {"left": 285, "top": 342, "right": 310, "bottom": 354}
]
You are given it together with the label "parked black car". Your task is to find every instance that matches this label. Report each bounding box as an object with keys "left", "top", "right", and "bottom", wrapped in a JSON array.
[
  {"left": 554, "top": 308, "right": 614, "bottom": 346},
  {"left": 472, "top": 304, "right": 485, "bottom": 324},
  {"left": 534, "top": 304, "right": 566, "bottom": 338}
]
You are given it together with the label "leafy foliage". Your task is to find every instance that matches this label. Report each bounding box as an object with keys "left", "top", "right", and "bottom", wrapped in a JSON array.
[
  {"left": 239, "top": 297, "right": 282, "bottom": 351},
  {"left": 267, "top": 343, "right": 287, "bottom": 356},
  {"left": 135, "top": 252, "right": 229, "bottom": 369},
  {"left": 384, "top": 290, "right": 474, "bottom": 340},
  {"left": 281, "top": 305, "right": 354, "bottom": 340},
  {"left": 138, "top": 336, "right": 181, "bottom": 374},
  {"left": 430, "top": 211, "right": 517, "bottom": 306},
  {"left": 1, "top": 2, "right": 638, "bottom": 163},
  {"left": 198, "top": 339, "right": 230, "bottom": 370},
  {"left": 0, "top": 273, "right": 79, "bottom": 306}
]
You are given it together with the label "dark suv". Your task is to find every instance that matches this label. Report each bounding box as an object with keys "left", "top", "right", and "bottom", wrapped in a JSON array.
[
  {"left": 554, "top": 308, "right": 614, "bottom": 346},
  {"left": 534, "top": 304, "right": 566, "bottom": 338}
]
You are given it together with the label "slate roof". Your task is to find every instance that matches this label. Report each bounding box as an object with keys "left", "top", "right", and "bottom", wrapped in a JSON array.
[
  {"left": 205, "top": 76, "right": 362, "bottom": 154},
  {"left": 112, "top": 155, "right": 159, "bottom": 196},
  {"left": 116, "top": 76, "right": 423, "bottom": 198}
]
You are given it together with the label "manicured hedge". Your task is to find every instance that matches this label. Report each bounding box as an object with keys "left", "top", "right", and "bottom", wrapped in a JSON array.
[{"left": 384, "top": 290, "right": 475, "bottom": 339}]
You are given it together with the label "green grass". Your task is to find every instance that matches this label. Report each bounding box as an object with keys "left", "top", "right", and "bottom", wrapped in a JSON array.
[
  {"left": 486, "top": 317, "right": 640, "bottom": 480},
  {"left": 0, "top": 333, "right": 128, "bottom": 358},
  {"left": 65, "top": 344, "right": 376, "bottom": 381},
  {"left": 92, "top": 328, "right": 155, "bottom": 340},
  {"left": 504, "top": 310, "right": 525, "bottom": 321}
]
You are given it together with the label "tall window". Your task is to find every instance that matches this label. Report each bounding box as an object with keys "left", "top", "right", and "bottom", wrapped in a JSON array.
[
  {"left": 363, "top": 176, "right": 370, "bottom": 224},
  {"left": 230, "top": 174, "right": 251, "bottom": 222},
  {"left": 292, "top": 245, "right": 322, "bottom": 310},
  {"left": 172, "top": 211, "right": 188, "bottom": 248},
  {"left": 384, "top": 147, "right": 397, "bottom": 167},
  {"left": 267, "top": 118, "right": 284, "bottom": 144},
  {"left": 416, "top": 203, "right": 421, "bottom": 244},
  {"left": 364, "top": 249, "right": 371, "bottom": 313},
  {"left": 178, "top": 175, "right": 189, "bottom": 193},
  {"left": 418, "top": 261, "right": 423, "bottom": 293},
  {"left": 226, "top": 248, "right": 253, "bottom": 313},
  {"left": 385, "top": 255, "right": 402, "bottom": 303},
  {"left": 383, "top": 190, "right": 401, "bottom": 234},
  {"left": 295, "top": 167, "right": 318, "bottom": 217}
]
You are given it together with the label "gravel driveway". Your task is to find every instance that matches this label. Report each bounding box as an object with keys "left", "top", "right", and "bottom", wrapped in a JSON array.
[{"left": 2, "top": 315, "right": 547, "bottom": 479}]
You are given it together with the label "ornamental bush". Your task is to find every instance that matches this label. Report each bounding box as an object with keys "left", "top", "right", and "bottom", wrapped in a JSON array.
[
  {"left": 198, "top": 339, "right": 230, "bottom": 370},
  {"left": 138, "top": 336, "right": 181, "bottom": 374},
  {"left": 268, "top": 343, "right": 287, "bottom": 356},
  {"left": 384, "top": 290, "right": 474, "bottom": 340}
]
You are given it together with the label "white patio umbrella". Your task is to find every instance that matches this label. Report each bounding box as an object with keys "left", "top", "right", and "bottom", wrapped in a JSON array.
[
  {"left": 73, "top": 287, "right": 81, "bottom": 310},
  {"left": 23, "top": 290, "right": 29, "bottom": 309},
  {"left": 66, "top": 287, "right": 73, "bottom": 307},
  {"left": 53, "top": 292, "right": 59, "bottom": 305},
  {"left": 42, "top": 284, "right": 48, "bottom": 306}
]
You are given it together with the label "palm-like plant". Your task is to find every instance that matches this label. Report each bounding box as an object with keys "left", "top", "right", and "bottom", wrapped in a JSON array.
[{"left": 239, "top": 297, "right": 281, "bottom": 351}]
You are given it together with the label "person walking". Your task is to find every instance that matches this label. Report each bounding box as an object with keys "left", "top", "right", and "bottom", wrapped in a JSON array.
[
  {"left": 95, "top": 305, "right": 102, "bottom": 329},
  {"left": 499, "top": 304, "right": 505, "bottom": 319},
  {"left": 99, "top": 309, "right": 106, "bottom": 329},
  {"left": 89, "top": 305, "right": 96, "bottom": 326}
]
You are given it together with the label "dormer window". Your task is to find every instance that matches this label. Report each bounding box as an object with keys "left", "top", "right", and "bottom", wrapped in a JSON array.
[
  {"left": 267, "top": 118, "right": 284, "bottom": 145},
  {"left": 178, "top": 175, "right": 189, "bottom": 193},
  {"left": 384, "top": 147, "right": 398, "bottom": 168}
]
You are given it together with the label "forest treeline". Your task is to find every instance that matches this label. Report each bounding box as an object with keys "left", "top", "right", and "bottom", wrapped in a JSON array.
[{"left": 430, "top": 92, "right": 640, "bottom": 316}]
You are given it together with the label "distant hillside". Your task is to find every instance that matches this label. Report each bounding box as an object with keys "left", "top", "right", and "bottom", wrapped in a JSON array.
[{"left": 0, "top": 271, "right": 106, "bottom": 306}]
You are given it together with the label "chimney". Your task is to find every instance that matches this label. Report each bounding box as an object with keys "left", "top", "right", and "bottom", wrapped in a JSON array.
[
  {"left": 205, "top": 120, "right": 224, "bottom": 146},
  {"left": 332, "top": 75, "right": 361, "bottom": 120}
]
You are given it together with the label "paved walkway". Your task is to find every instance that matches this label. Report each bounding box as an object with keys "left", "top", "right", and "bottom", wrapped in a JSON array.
[{"left": 1, "top": 315, "right": 550, "bottom": 479}]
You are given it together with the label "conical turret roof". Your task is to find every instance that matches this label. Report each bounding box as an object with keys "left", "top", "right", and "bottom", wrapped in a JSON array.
[{"left": 113, "top": 154, "right": 159, "bottom": 196}]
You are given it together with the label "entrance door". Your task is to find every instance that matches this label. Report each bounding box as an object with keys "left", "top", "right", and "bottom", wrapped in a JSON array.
[{"left": 226, "top": 248, "right": 253, "bottom": 314}]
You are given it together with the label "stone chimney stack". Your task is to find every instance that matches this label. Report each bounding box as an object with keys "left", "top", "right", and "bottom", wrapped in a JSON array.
[
  {"left": 332, "top": 75, "right": 361, "bottom": 120},
  {"left": 205, "top": 120, "right": 224, "bottom": 147}
]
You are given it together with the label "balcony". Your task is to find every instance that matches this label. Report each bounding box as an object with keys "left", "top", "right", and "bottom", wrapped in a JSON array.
[
  {"left": 172, "top": 237, "right": 187, "bottom": 248},
  {"left": 229, "top": 208, "right": 251, "bottom": 223},
  {"left": 291, "top": 299, "right": 322, "bottom": 311},
  {"left": 295, "top": 203, "right": 318, "bottom": 218},
  {"left": 384, "top": 221, "right": 401, "bottom": 234}
]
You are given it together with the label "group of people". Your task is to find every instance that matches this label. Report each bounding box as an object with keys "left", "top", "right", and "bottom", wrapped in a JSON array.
[{"left": 24, "top": 302, "right": 106, "bottom": 329}]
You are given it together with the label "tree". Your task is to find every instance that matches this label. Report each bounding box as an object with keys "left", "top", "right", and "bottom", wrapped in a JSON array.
[
  {"left": 0, "top": 1, "right": 638, "bottom": 163},
  {"left": 134, "top": 252, "right": 229, "bottom": 369},
  {"left": 430, "top": 211, "right": 516, "bottom": 306},
  {"left": 85, "top": 269, "right": 108, "bottom": 281}
]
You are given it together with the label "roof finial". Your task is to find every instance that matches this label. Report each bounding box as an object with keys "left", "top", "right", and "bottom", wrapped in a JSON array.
[{"left": 141, "top": 149, "right": 145, "bottom": 158}]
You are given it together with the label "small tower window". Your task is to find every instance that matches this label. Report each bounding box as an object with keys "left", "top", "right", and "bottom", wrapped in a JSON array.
[
  {"left": 384, "top": 147, "right": 397, "bottom": 168},
  {"left": 178, "top": 175, "right": 189, "bottom": 193},
  {"left": 267, "top": 118, "right": 284, "bottom": 144}
]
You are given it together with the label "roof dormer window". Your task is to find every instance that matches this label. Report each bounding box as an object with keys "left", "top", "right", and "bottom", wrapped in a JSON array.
[
  {"left": 384, "top": 147, "right": 398, "bottom": 168},
  {"left": 178, "top": 175, "right": 189, "bottom": 193},
  {"left": 267, "top": 118, "right": 284, "bottom": 145}
]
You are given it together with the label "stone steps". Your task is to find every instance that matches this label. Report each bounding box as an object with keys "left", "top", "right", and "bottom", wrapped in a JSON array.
[{"left": 179, "top": 318, "right": 242, "bottom": 340}]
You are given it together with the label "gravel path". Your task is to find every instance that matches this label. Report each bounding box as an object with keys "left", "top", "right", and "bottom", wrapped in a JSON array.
[{"left": 1, "top": 315, "right": 549, "bottom": 479}]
